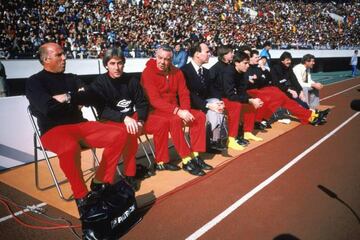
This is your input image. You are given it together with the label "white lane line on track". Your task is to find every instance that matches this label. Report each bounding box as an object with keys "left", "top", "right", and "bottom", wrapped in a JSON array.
[
  {"left": 320, "top": 83, "right": 360, "bottom": 101},
  {"left": 323, "top": 77, "right": 359, "bottom": 87},
  {"left": 186, "top": 112, "right": 360, "bottom": 240},
  {"left": 0, "top": 202, "right": 47, "bottom": 223}
]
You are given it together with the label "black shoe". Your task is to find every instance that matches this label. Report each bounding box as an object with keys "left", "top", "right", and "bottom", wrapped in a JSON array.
[
  {"left": 254, "top": 121, "right": 266, "bottom": 131},
  {"left": 90, "top": 180, "right": 110, "bottom": 196},
  {"left": 208, "top": 141, "right": 227, "bottom": 151},
  {"left": 194, "top": 156, "right": 213, "bottom": 170},
  {"left": 183, "top": 159, "right": 206, "bottom": 176},
  {"left": 206, "top": 148, "right": 223, "bottom": 154},
  {"left": 261, "top": 120, "right": 272, "bottom": 129},
  {"left": 317, "top": 108, "right": 331, "bottom": 120},
  {"left": 311, "top": 109, "right": 330, "bottom": 126},
  {"left": 155, "top": 162, "right": 181, "bottom": 171},
  {"left": 75, "top": 192, "right": 108, "bottom": 222},
  {"left": 125, "top": 176, "right": 140, "bottom": 192},
  {"left": 236, "top": 136, "right": 249, "bottom": 146}
]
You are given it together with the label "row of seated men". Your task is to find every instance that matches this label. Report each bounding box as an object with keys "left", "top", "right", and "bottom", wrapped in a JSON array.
[{"left": 25, "top": 42, "right": 329, "bottom": 221}]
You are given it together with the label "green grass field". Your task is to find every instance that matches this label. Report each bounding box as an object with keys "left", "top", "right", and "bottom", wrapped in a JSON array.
[{"left": 312, "top": 71, "right": 357, "bottom": 85}]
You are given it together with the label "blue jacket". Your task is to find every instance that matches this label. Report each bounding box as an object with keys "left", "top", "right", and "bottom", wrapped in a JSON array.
[{"left": 172, "top": 50, "right": 188, "bottom": 68}]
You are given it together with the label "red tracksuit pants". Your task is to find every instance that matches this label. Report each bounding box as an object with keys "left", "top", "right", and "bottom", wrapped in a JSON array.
[
  {"left": 41, "top": 121, "right": 127, "bottom": 199},
  {"left": 105, "top": 112, "right": 171, "bottom": 176},
  {"left": 247, "top": 87, "right": 312, "bottom": 124},
  {"left": 151, "top": 109, "right": 206, "bottom": 158},
  {"left": 222, "top": 98, "right": 257, "bottom": 136},
  {"left": 143, "top": 113, "right": 171, "bottom": 163}
]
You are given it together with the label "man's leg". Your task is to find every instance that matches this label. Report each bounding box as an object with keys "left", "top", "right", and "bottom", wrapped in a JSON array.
[
  {"left": 166, "top": 113, "right": 192, "bottom": 158},
  {"left": 222, "top": 98, "right": 242, "bottom": 138},
  {"left": 188, "top": 109, "right": 206, "bottom": 153},
  {"left": 79, "top": 121, "right": 128, "bottom": 184},
  {"left": 143, "top": 113, "right": 170, "bottom": 163},
  {"left": 104, "top": 121, "right": 137, "bottom": 177},
  {"left": 243, "top": 104, "right": 263, "bottom": 141},
  {"left": 352, "top": 65, "right": 356, "bottom": 77},
  {"left": 41, "top": 124, "right": 89, "bottom": 199},
  {"left": 222, "top": 98, "right": 244, "bottom": 150},
  {"left": 308, "top": 88, "right": 320, "bottom": 109}
]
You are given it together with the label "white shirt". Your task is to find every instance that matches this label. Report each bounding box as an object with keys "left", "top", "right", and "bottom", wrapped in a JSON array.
[
  {"left": 292, "top": 63, "right": 314, "bottom": 88},
  {"left": 350, "top": 54, "right": 358, "bottom": 66},
  {"left": 190, "top": 59, "right": 202, "bottom": 74}
]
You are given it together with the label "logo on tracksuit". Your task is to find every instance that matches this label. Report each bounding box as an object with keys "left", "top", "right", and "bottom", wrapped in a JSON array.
[{"left": 116, "top": 99, "right": 132, "bottom": 113}]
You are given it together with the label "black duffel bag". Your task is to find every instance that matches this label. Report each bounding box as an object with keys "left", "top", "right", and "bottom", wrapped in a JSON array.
[{"left": 81, "top": 178, "right": 142, "bottom": 239}]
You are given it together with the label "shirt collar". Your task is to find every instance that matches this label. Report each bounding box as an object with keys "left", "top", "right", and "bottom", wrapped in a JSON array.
[{"left": 190, "top": 59, "right": 202, "bottom": 73}]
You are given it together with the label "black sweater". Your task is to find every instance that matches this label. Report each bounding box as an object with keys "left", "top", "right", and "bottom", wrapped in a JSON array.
[
  {"left": 90, "top": 73, "right": 149, "bottom": 122},
  {"left": 244, "top": 64, "right": 272, "bottom": 90},
  {"left": 271, "top": 63, "right": 302, "bottom": 94},
  {"left": 26, "top": 70, "right": 99, "bottom": 135},
  {"left": 209, "top": 60, "right": 230, "bottom": 95},
  {"left": 222, "top": 64, "right": 251, "bottom": 103}
]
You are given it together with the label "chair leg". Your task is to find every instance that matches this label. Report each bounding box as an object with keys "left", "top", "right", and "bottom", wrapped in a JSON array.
[
  {"left": 34, "top": 134, "right": 71, "bottom": 201},
  {"left": 138, "top": 137, "right": 154, "bottom": 169}
]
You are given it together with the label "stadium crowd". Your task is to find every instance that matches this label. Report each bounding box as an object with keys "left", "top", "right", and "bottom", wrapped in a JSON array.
[{"left": 1, "top": 0, "right": 359, "bottom": 59}]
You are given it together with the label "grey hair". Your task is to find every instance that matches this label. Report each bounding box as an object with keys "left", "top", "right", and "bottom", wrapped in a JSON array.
[
  {"left": 158, "top": 44, "right": 173, "bottom": 52},
  {"left": 102, "top": 48, "right": 125, "bottom": 67}
]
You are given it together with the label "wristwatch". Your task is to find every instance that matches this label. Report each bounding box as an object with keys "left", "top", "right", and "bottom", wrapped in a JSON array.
[{"left": 65, "top": 92, "right": 71, "bottom": 103}]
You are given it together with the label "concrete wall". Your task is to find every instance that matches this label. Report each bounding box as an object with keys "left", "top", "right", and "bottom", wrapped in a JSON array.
[{"left": 2, "top": 49, "right": 355, "bottom": 79}]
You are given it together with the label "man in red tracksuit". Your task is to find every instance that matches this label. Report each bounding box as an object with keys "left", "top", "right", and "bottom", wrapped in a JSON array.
[{"left": 141, "top": 45, "right": 209, "bottom": 176}]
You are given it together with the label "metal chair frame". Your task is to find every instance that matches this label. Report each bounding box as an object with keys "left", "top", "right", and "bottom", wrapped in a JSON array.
[
  {"left": 89, "top": 107, "right": 156, "bottom": 169},
  {"left": 27, "top": 106, "right": 101, "bottom": 201}
]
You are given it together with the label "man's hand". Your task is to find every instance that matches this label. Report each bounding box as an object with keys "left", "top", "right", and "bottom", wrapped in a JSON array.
[
  {"left": 207, "top": 102, "right": 225, "bottom": 113},
  {"left": 299, "top": 91, "right": 306, "bottom": 102},
  {"left": 288, "top": 89, "right": 298, "bottom": 99},
  {"left": 249, "top": 98, "right": 263, "bottom": 109},
  {"left": 249, "top": 74, "right": 257, "bottom": 83},
  {"left": 312, "top": 82, "right": 323, "bottom": 90},
  {"left": 52, "top": 93, "right": 70, "bottom": 103},
  {"left": 124, "top": 116, "right": 139, "bottom": 135},
  {"left": 177, "top": 109, "right": 195, "bottom": 123}
]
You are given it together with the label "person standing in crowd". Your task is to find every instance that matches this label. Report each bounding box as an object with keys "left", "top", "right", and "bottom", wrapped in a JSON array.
[
  {"left": 141, "top": 45, "right": 208, "bottom": 176},
  {"left": 0, "top": 61, "right": 7, "bottom": 97},
  {"left": 172, "top": 43, "right": 188, "bottom": 68},
  {"left": 271, "top": 51, "right": 309, "bottom": 109},
  {"left": 259, "top": 41, "right": 272, "bottom": 68},
  {"left": 293, "top": 54, "right": 323, "bottom": 109},
  {"left": 350, "top": 50, "right": 358, "bottom": 77},
  {"left": 181, "top": 42, "right": 225, "bottom": 153},
  {"left": 26, "top": 42, "right": 128, "bottom": 221}
]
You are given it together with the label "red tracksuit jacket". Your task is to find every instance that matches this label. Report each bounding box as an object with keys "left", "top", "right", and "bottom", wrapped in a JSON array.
[{"left": 141, "top": 59, "right": 191, "bottom": 114}]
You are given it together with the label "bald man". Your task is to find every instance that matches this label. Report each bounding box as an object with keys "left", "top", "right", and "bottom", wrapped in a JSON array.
[{"left": 26, "top": 42, "right": 128, "bottom": 221}]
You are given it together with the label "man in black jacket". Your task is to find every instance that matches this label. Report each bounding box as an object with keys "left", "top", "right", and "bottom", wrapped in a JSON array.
[
  {"left": 221, "top": 51, "right": 265, "bottom": 143},
  {"left": 181, "top": 41, "right": 224, "bottom": 158},
  {"left": 245, "top": 50, "right": 330, "bottom": 127},
  {"left": 271, "top": 51, "right": 309, "bottom": 108},
  {"left": 209, "top": 45, "right": 249, "bottom": 149},
  {"left": 26, "top": 42, "right": 128, "bottom": 221},
  {"left": 91, "top": 48, "right": 180, "bottom": 184}
]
